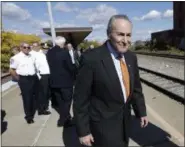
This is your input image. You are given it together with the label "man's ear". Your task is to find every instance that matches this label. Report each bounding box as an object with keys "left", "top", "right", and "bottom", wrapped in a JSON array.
[
  {"left": 107, "top": 33, "right": 111, "bottom": 40},
  {"left": 107, "top": 29, "right": 110, "bottom": 39}
]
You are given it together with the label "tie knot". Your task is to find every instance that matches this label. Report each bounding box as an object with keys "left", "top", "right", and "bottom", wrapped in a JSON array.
[{"left": 116, "top": 53, "right": 123, "bottom": 60}]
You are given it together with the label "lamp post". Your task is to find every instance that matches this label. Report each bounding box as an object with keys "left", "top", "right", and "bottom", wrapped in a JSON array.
[{"left": 47, "top": 1, "right": 56, "bottom": 46}]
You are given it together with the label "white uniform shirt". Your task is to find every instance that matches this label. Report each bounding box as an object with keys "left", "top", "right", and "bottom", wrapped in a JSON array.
[
  {"left": 30, "top": 50, "right": 50, "bottom": 75},
  {"left": 69, "top": 49, "right": 75, "bottom": 64},
  {"left": 107, "top": 42, "right": 127, "bottom": 103},
  {"left": 10, "top": 51, "right": 36, "bottom": 76}
]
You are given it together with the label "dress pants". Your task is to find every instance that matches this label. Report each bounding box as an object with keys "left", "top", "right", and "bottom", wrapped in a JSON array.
[
  {"left": 18, "top": 75, "right": 37, "bottom": 120},
  {"left": 38, "top": 74, "right": 50, "bottom": 112},
  {"left": 50, "top": 88, "right": 58, "bottom": 107},
  {"left": 52, "top": 87, "right": 73, "bottom": 124}
]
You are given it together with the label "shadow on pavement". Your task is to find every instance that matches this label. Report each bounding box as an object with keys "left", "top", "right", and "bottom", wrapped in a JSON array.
[
  {"left": 130, "top": 115, "right": 180, "bottom": 147},
  {"left": 1, "top": 109, "right": 8, "bottom": 134},
  {"left": 61, "top": 115, "right": 180, "bottom": 147}
]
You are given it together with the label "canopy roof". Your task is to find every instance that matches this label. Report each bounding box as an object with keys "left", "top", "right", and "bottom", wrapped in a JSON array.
[{"left": 43, "top": 27, "right": 93, "bottom": 47}]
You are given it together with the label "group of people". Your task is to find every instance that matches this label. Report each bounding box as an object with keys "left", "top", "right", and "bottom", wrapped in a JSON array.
[
  {"left": 9, "top": 14, "right": 148, "bottom": 147},
  {"left": 9, "top": 39, "right": 80, "bottom": 126}
]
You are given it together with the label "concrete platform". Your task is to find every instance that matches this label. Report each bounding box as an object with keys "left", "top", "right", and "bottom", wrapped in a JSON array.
[{"left": 1, "top": 83, "right": 184, "bottom": 147}]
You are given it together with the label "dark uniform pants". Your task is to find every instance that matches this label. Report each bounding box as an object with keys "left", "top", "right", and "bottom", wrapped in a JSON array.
[
  {"left": 38, "top": 74, "right": 50, "bottom": 112},
  {"left": 52, "top": 87, "right": 73, "bottom": 123},
  {"left": 18, "top": 75, "right": 37, "bottom": 120}
]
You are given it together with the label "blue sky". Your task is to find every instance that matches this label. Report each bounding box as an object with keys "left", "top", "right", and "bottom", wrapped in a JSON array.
[{"left": 2, "top": 1, "right": 173, "bottom": 43}]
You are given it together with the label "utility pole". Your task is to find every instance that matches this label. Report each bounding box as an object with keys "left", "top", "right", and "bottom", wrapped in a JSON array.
[{"left": 47, "top": 1, "right": 56, "bottom": 46}]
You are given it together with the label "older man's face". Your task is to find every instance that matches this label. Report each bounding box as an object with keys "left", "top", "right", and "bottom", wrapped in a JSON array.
[
  {"left": 109, "top": 19, "right": 132, "bottom": 53},
  {"left": 67, "top": 44, "right": 73, "bottom": 50}
]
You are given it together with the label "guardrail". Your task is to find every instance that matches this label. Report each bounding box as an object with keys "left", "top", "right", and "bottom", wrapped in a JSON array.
[
  {"left": 1, "top": 73, "right": 10, "bottom": 79},
  {"left": 134, "top": 52, "right": 185, "bottom": 60}
]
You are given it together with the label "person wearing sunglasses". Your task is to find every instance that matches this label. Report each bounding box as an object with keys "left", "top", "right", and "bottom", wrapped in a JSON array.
[
  {"left": 9, "top": 42, "right": 38, "bottom": 124},
  {"left": 10, "top": 46, "right": 20, "bottom": 82}
]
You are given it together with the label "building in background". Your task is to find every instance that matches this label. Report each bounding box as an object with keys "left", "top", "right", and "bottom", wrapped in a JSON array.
[
  {"left": 173, "top": 1, "right": 185, "bottom": 34},
  {"left": 151, "top": 2, "right": 185, "bottom": 48}
]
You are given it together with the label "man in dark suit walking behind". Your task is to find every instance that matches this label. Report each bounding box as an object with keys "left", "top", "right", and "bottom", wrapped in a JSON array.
[
  {"left": 73, "top": 14, "right": 148, "bottom": 147},
  {"left": 47, "top": 36, "right": 75, "bottom": 127}
]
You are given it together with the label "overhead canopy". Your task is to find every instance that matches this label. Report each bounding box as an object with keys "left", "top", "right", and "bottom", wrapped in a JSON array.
[{"left": 43, "top": 27, "right": 93, "bottom": 48}]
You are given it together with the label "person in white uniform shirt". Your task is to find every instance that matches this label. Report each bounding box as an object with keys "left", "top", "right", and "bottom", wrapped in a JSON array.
[
  {"left": 9, "top": 43, "right": 37, "bottom": 124},
  {"left": 10, "top": 46, "right": 20, "bottom": 82},
  {"left": 30, "top": 43, "right": 51, "bottom": 115}
]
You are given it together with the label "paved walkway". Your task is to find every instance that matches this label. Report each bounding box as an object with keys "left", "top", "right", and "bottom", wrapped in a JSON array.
[{"left": 1, "top": 83, "right": 184, "bottom": 147}]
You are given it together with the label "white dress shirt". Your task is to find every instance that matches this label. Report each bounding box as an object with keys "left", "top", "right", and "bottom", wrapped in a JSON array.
[
  {"left": 107, "top": 42, "right": 127, "bottom": 103},
  {"left": 30, "top": 50, "right": 50, "bottom": 75},
  {"left": 69, "top": 49, "right": 75, "bottom": 64},
  {"left": 10, "top": 51, "right": 36, "bottom": 76}
]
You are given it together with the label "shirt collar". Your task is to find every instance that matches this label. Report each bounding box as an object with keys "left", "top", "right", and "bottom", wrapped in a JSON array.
[{"left": 20, "top": 51, "right": 31, "bottom": 57}]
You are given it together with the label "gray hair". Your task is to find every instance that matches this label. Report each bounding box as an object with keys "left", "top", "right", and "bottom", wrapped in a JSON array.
[
  {"left": 107, "top": 14, "right": 132, "bottom": 36},
  {"left": 55, "top": 36, "right": 66, "bottom": 47},
  {"left": 32, "top": 42, "right": 39, "bottom": 47}
]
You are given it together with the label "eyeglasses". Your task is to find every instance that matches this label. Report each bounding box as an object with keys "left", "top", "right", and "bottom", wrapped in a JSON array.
[{"left": 23, "top": 46, "right": 31, "bottom": 49}]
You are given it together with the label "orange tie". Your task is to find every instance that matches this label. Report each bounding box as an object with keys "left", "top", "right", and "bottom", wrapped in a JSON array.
[{"left": 119, "top": 58, "right": 130, "bottom": 99}]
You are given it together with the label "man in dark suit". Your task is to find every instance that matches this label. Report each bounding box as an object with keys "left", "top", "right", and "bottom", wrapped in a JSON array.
[
  {"left": 66, "top": 43, "right": 81, "bottom": 77},
  {"left": 73, "top": 14, "right": 148, "bottom": 147},
  {"left": 46, "top": 36, "right": 75, "bottom": 127}
]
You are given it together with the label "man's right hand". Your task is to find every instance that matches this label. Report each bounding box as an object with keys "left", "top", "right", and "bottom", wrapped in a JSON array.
[{"left": 79, "top": 134, "right": 94, "bottom": 146}]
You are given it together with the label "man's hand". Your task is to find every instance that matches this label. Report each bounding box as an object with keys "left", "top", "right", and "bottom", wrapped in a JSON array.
[
  {"left": 140, "top": 116, "right": 148, "bottom": 128},
  {"left": 9, "top": 69, "right": 19, "bottom": 81},
  {"left": 79, "top": 134, "right": 94, "bottom": 146},
  {"left": 15, "top": 75, "right": 20, "bottom": 81}
]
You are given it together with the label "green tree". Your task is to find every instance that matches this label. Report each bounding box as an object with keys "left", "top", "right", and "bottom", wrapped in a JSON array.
[
  {"left": 1, "top": 31, "right": 41, "bottom": 72},
  {"left": 78, "top": 40, "right": 101, "bottom": 51}
]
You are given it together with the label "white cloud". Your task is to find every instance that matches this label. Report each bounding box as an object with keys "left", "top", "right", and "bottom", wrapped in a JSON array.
[
  {"left": 134, "top": 10, "right": 161, "bottom": 21},
  {"left": 134, "top": 9, "right": 173, "bottom": 21},
  {"left": 54, "top": 2, "right": 79, "bottom": 12},
  {"left": 58, "top": 23, "right": 77, "bottom": 27},
  {"left": 133, "top": 28, "right": 165, "bottom": 42},
  {"left": 163, "top": 9, "right": 173, "bottom": 18},
  {"left": 133, "top": 29, "right": 163, "bottom": 41},
  {"left": 86, "top": 30, "right": 107, "bottom": 43},
  {"left": 92, "top": 24, "right": 106, "bottom": 30},
  {"left": 4, "top": 28, "right": 19, "bottom": 33},
  {"left": 77, "top": 4, "right": 118, "bottom": 25},
  {"left": 2, "top": 2, "right": 31, "bottom": 21},
  {"left": 31, "top": 19, "right": 77, "bottom": 30},
  {"left": 135, "top": 29, "right": 162, "bottom": 35},
  {"left": 33, "top": 20, "right": 50, "bottom": 28}
]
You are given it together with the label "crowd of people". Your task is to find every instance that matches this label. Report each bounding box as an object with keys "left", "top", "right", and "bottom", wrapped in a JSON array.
[
  {"left": 9, "top": 14, "right": 148, "bottom": 147},
  {"left": 9, "top": 38, "right": 81, "bottom": 125}
]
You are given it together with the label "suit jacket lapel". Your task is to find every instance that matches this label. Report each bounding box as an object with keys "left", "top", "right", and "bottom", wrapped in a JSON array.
[{"left": 100, "top": 45, "right": 125, "bottom": 103}]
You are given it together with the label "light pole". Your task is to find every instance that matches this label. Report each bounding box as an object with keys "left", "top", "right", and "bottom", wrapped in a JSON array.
[{"left": 47, "top": 1, "right": 56, "bottom": 46}]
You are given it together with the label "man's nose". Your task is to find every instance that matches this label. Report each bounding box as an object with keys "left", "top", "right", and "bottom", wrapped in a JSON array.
[{"left": 122, "top": 36, "right": 128, "bottom": 43}]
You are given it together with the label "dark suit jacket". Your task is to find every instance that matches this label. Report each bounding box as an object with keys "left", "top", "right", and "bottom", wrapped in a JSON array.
[
  {"left": 46, "top": 45, "right": 75, "bottom": 88},
  {"left": 73, "top": 42, "right": 147, "bottom": 146}
]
